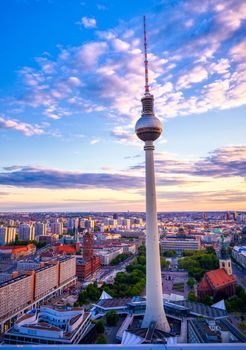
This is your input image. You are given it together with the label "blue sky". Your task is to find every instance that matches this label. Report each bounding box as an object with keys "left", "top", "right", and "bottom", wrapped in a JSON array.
[{"left": 0, "top": 0, "right": 245, "bottom": 211}]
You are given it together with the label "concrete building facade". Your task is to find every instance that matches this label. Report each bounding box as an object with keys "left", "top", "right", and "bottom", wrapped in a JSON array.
[{"left": 161, "top": 238, "right": 200, "bottom": 254}]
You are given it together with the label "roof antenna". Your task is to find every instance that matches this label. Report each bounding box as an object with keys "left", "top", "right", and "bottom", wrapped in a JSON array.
[{"left": 143, "top": 15, "right": 150, "bottom": 94}]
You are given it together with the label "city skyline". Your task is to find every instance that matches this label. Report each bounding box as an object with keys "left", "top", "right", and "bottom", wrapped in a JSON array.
[{"left": 0, "top": 0, "right": 246, "bottom": 212}]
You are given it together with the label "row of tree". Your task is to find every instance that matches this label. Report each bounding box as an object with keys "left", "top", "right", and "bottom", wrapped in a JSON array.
[
  {"left": 178, "top": 247, "right": 219, "bottom": 280},
  {"left": 103, "top": 247, "right": 146, "bottom": 298},
  {"left": 110, "top": 253, "right": 130, "bottom": 266},
  {"left": 7, "top": 239, "right": 46, "bottom": 249}
]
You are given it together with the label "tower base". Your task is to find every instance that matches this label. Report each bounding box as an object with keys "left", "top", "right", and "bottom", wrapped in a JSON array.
[{"left": 142, "top": 307, "right": 171, "bottom": 333}]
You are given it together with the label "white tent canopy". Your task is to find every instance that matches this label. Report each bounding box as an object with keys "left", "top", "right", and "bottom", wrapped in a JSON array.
[
  {"left": 212, "top": 299, "right": 226, "bottom": 310},
  {"left": 99, "top": 290, "right": 112, "bottom": 300}
]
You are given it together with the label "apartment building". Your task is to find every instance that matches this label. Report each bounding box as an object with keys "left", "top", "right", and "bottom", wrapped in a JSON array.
[
  {"left": 0, "top": 257, "right": 76, "bottom": 330},
  {"left": 59, "top": 256, "right": 76, "bottom": 285},
  {"left": 0, "top": 274, "right": 33, "bottom": 321},
  {"left": 161, "top": 237, "right": 201, "bottom": 254}
]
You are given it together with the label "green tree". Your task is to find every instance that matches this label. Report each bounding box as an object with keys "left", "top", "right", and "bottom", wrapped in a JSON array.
[
  {"left": 205, "top": 246, "right": 216, "bottom": 255},
  {"left": 188, "top": 291, "right": 198, "bottom": 302},
  {"left": 8, "top": 239, "right": 46, "bottom": 248},
  {"left": 163, "top": 250, "right": 176, "bottom": 257},
  {"left": 86, "top": 283, "right": 100, "bottom": 301},
  {"left": 95, "top": 319, "right": 104, "bottom": 334},
  {"left": 106, "top": 310, "right": 119, "bottom": 326},
  {"left": 78, "top": 291, "right": 87, "bottom": 305},
  {"left": 187, "top": 277, "right": 195, "bottom": 289},
  {"left": 183, "top": 250, "right": 194, "bottom": 257},
  {"left": 110, "top": 253, "right": 129, "bottom": 266},
  {"left": 203, "top": 295, "right": 213, "bottom": 306},
  {"left": 96, "top": 334, "right": 107, "bottom": 344},
  {"left": 137, "top": 255, "right": 146, "bottom": 265},
  {"left": 160, "top": 256, "right": 170, "bottom": 269},
  {"left": 178, "top": 250, "right": 219, "bottom": 281},
  {"left": 138, "top": 245, "right": 146, "bottom": 255}
]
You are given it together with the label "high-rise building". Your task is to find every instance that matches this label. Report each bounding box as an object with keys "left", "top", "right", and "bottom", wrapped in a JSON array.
[
  {"left": 18, "top": 224, "right": 35, "bottom": 241},
  {"left": 50, "top": 221, "right": 63, "bottom": 235},
  {"left": 0, "top": 227, "right": 16, "bottom": 245},
  {"left": 83, "top": 231, "right": 93, "bottom": 261},
  {"left": 134, "top": 16, "right": 170, "bottom": 333},
  {"left": 68, "top": 218, "right": 79, "bottom": 231},
  {"left": 35, "top": 222, "right": 47, "bottom": 237},
  {"left": 84, "top": 219, "right": 94, "bottom": 230}
]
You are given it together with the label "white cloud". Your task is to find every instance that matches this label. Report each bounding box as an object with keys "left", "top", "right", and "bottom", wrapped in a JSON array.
[
  {"left": 0, "top": 116, "right": 44, "bottom": 136},
  {"left": 177, "top": 66, "right": 208, "bottom": 89},
  {"left": 90, "top": 139, "right": 100, "bottom": 145},
  {"left": 230, "top": 38, "right": 246, "bottom": 61},
  {"left": 81, "top": 16, "right": 96, "bottom": 29},
  {"left": 76, "top": 41, "right": 108, "bottom": 67},
  {"left": 5, "top": 0, "right": 246, "bottom": 130},
  {"left": 209, "top": 58, "right": 230, "bottom": 75},
  {"left": 67, "top": 76, "right": 81, "bottom": 87},
  {"left": 112, "top": 38, "right": 130, "bottom": 52}
]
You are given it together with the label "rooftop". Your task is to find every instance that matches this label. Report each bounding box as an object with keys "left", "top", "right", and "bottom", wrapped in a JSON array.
[
  {"left": 206, "top": 269, "right": 236, "bottom": 288},
  {"left": 98, "top": 297, "right": 132, "bottom": 308},
  {"left": 174, "top": 300, "right": 227, "bottom": 318},
  {"left": 189, "top": 318, "right": 246, "bottom": 343}
]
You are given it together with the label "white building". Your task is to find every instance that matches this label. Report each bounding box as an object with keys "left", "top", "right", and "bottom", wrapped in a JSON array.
[
  {"left": 35, "top": 223, "right": 47, "bottom": 237},
  {"left": 50, "top": 222, "right": 63, "bottom": 235},
  {"left": 4, "top": 305, "right": 91, "bottom": 345},
  {"left": 18, "top": 224, "right": 35, "bottom": 241},
  {"left": 161, "top": 238, "right": 201, "bottom": 254},
  {"left": 0, "top": 227, "right": 16, "bottom": 245},
  {"left": 232, "top": 246, "right": 246, "bottom": 269},
  {"left": 95, "top": 247, "right": 124, "bottom": 265}
]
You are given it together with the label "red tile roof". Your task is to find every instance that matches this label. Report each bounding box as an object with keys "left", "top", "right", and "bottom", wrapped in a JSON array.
[
  {"left": 0, "top": 244, "right": 35, "bottom": 254},
  {"left": 198, "top": 276, "right": 211, "bottom": 291},
  {"left": 206, "top": 268, "right": 236, "bottom": 289},
  {"left": 56, "top": 245, "right": 76, "bottom": 254}
]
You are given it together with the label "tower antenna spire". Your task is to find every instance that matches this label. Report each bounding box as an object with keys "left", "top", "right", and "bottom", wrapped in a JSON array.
[{"left": 143, "top": 15, "right": 150, "bottom": 94}]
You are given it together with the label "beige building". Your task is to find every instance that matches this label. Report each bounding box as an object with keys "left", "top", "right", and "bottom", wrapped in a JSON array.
[
  {"left": 0, "top": 257, "right": 76, "bottom": 327},
  {"left": 161, "top": 237, "right": 201, "bottom": 254},
  {"left": 34, "top": 264, "right": 59, "bottom": 300},
  {"left": 95, "top": 247, "right": 124, "bottom": 265},
  {"left": 59, "top": 257, "right": 76, "bottom": 285},
  {"left": 0, "top": 274, "right": 33, "bottom": 321}
]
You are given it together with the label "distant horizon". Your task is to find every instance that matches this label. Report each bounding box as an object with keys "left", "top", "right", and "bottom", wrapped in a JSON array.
[{"left": 1, "top": 210, "right": 245, "bottom": 214}]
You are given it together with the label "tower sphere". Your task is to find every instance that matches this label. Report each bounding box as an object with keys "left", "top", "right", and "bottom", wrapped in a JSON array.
[
  {"left": 135, "top": 114, "right": 162, "bottom": 141},
  {"left": 135, "top": 94, "right": 162, "bottom": 142}
]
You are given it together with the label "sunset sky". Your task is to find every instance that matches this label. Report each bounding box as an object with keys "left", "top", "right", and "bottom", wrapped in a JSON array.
[{"left": 0, "top": 0, "right": 245, "bottom": 212}]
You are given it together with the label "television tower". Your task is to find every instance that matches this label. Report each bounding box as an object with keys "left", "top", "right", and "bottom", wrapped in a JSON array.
[{"left": 135, "top": 16, "right": 170, "bottom": 333}]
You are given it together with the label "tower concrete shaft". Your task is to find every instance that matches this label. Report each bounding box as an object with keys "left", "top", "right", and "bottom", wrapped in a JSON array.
[{"left": 141, "top": 140, "right": 170, "bottom": 333}]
